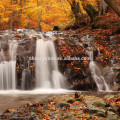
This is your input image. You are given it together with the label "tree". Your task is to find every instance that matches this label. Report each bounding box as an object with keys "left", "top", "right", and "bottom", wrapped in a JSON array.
[
  {"left": 104, "top": 0, "right": 120, "bottom": 17},
  {"left": 98, "top": 0, "right": 108, "bottom": 16},
  {"left": 67, "top": 0, "right": 83, "bottom": 28},
  {"left": 82, "top": 1, "right": 98, "bottom": 22},
  {"left": 37, "top": 0, "right": 43, "bottom": 31}
]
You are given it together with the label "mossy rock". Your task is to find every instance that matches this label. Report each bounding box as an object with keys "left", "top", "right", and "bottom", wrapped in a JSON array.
[
  {"left": 92, "top": 100, "right": 106, "bottom": 108},
  {"left": 76, "top": 96, "right": 83, "bottom": 102},
  {"left": 66, "top": 98, "right": 76, "bottom": 104},
  {"left": 104, "top": 94, "right": 115, "bottom": 101},
  {"left": 59, "top": 101, "right": 70, "bottom": 108}
]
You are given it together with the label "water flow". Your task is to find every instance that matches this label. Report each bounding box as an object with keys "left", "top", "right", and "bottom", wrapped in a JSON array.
[
  {"left": 87, "top": 48, "right": 111, "bottom": 92},
  {"left": 0, "top": 40, "right": 18, "bottom": 90},
  {"left": 80, "top": 35, "right": 111, "bottom": 91},
  {"left": 35, "top": 34, "right": 65, "bottom": 89}
]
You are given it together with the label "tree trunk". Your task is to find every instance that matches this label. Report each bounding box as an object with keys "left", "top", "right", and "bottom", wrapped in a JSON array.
[
  {"left": 82, "top": 3, "right": 98, "bottom": 22},
  {"left": 98, "top": 0, "right": 108, "bottom": 16},
  {"left": 37, "top": 0, "right": 43, "bottom": 30},
  {"left": 104, "top": 0, "right": 120, "bottom": 17},
  {"left": 69, "top": 1, "right": 83, "bottom": 27},
  {"left": 10, "top": 15, "right": 13, "bottom": 30},
  {"left": 27, "top": 15, "right": 30, "bottom": 29}
]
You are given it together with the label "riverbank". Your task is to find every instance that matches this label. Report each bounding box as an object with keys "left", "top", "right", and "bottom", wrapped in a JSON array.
[
  {"left": 0, "top": 94, "right": 47, "bottom": 114},
  {"left": 0, "top": 92, "right": 120, "bottom": 120}
]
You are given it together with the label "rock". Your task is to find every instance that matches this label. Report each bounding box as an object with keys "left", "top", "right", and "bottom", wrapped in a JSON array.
[
  {"left": 4, "top": 109, "right": 16, "bottom": 113},
  {"left": 76, "top": 96, "right": 83, "bottom": 102},
  {"left": 88, "top": 104, "right": 100, "bottom": 114},
  {"left": 17, "top": 29, "right": 24, "bottom": 33},
  {"left": 104, "top": 94, "right": 115, "bottom": 100},
  {"left": 84, "top": 95, "right": 107, "bottom": 117},
  {"left": 109, "top": 103, "right": 118, "bottom": 112},
  {"left": 93, "top": 48, "right": 99, "bottom": 60},
  {"left": 66, "top": 98, "right": 76, "bottom": 104},
  {"left": 107, "top": 111, "right": 118, "bottom": 120},
  {"left": 95, "top": 110, "right": 106, "bottom": 117},
  {"left": 32, "top": 36, "right": 37, "bottom": 40},
  {"left": 83, "top": 43, "right": 88, "bottom": 48},
  {"left": 75, "top": 92, "right": 81, "bottom": 98},
  {"left": 59, "top": 101, "right": 70, "bottom": 108},
  {"left": 92, "top": 100, "right": 106, "bottom": 108}
]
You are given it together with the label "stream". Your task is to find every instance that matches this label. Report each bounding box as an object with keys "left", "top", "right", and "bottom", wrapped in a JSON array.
[{"left": 0, "top": 29, "right": 119, "bottom": 114}]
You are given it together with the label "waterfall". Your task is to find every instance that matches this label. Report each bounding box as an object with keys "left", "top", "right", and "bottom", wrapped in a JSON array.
[
  {"left": 0, "top": 40, "right": 18, "bottom": 90},
  {"left": 87, "top": 45, "right": 111, "bottom": 92},
  {"left": 21, "top": 68, "right": 32, "bottom": 90},
  {"left": 81, "top": 35, "right": 111, "bottom": 92},
  {"left": 35, "top": 34, "right": 65, "bottom": 89},
  {"left": 89, "top": 60, "right": 111, "bottom": 91}
]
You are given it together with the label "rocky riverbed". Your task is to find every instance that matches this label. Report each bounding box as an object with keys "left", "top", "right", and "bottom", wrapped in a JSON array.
[{"left": 0, "top": 92, "right": 120, "bottom": 120}]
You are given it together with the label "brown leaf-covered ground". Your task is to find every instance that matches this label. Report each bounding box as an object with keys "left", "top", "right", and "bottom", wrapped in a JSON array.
[{"left": 0, "top": 93, "right": 120, "bottom": 120}]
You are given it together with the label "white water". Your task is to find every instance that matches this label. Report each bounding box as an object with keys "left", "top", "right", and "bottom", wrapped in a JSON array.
[
  {"left": 80, "top": 35, "right": 111, "bottom": 92},
  {"left": 0, "top": 40, "right": 18, "bottom": 90},
  {"left": 35, "top": 35, "right": 65, "bottom": 89},
  {"left": 87, "top": 48, "right": 111, "bottom": 92}
]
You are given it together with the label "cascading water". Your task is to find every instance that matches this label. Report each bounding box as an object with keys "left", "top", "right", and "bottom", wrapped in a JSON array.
[
  {"left": 21, "top": 60, "right": 33, "bottom": 90},
  {"left": 88, "top": 50, "right": 111, "bottom": 91},
  {"left": 35, "top": 34, "right": 65, "bottom": 89},
  {"left": 81, "top": 35, "right": 111, "bottom": 92},
  {"left": 0, "top": 40, "right": 18, "bottom": 90}
]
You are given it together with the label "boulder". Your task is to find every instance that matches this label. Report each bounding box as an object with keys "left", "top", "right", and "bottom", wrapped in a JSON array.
[
  {"left": 104, "top": 94, "right": 115, "bottom": 101},
  {"left": 93, "top": 100, "right": 106, "bottom": 108},
  {"left": 107, "top": 111, "right": 118, "bottom": 120},
  {"left": 66, "top": 98, "right": 76, "bottom": 104}
]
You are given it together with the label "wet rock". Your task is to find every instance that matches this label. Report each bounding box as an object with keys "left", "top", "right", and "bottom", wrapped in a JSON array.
[
  {"left": 117, "top": 72, "right": 120, "bottom": 80},
  {"left": 83, "top": 43, "right": 88, "bottom": 48},
  {"left": 17, "top": 29, "right": 24, "bottom": 33},
  {"left": 93, "top": 48, "right": 99, "bottom": 58},
  {"left": 102, "top": 66, "right": 116, "bottom": 85},
  {"left": 32, "top": 36, "right": 37, "bottom": 40}
]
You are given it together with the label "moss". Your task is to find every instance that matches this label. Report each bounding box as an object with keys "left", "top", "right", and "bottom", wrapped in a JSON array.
[
  {"left": 93, "top": 100, "right": 106, "bottom": 108},
  {"left": 59, "top": 101, "right": 70, "bottom": 108},
  {"left": 66, "top": 98, "right": 76, "bottom": 104},
  {"left": 76, "top": 96, "right": 83, "bottom": 102}
]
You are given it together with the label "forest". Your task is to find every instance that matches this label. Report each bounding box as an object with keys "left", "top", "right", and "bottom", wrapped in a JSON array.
[{"left": 0, "top": 0, "right": 119, "bottom": 31}]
